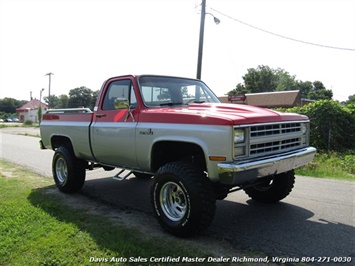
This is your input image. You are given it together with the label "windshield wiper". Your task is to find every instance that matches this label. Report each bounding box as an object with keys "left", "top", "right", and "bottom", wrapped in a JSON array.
[
  {"left": 185, "top": 99, "right": 206, "bottom": 105},
  {"left": 160, "top": 102, "right": 183, "bottom": 106}
]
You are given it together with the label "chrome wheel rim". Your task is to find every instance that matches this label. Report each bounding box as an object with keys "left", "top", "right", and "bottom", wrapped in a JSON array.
[
  {"left": 160, "top": 182, "right": 187, "bottom": 222},
  {"left": 55, "top": 157, "right": 68, "bottom": 184}
]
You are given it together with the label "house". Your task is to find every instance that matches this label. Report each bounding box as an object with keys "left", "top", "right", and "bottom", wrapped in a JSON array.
[
  {"left": 219, "top": 90, "right": 313, "bottom": 108},
  {"left": 16, "top": 99, "right": 48, "bottom": 123}
]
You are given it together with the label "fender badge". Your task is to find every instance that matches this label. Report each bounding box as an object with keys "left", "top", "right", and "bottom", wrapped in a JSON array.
[{"left": 139, "top": 128, "right": 154, "bottom": 135}]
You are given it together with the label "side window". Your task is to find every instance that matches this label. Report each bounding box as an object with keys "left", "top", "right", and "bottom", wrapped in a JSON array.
[{"left": 102, "top": 80, "right": 136, "bottom": 110}]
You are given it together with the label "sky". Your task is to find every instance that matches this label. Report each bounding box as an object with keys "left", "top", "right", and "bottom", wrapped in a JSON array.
[{"left": 0, "top": 0, "right": 354, "bottom": 102}]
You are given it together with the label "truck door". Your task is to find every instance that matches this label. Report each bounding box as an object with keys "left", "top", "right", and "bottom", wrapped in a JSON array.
[{"left": 91, "top": 79, "right": 138, "bottom": 168}]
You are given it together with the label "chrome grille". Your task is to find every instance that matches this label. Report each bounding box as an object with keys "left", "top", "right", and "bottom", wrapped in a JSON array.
[
  {"left": 234, "top": 122, "right": 308, "bottom": 159},
  {"left": 250, "top": 138, "right": 302, "bottom": 155},
  {"left": 250, "top": 123, "right": 302, "bottom": 137}
]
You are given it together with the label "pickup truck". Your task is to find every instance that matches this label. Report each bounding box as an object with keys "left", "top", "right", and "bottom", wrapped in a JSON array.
[{"left": 40, "top": 74, "right": 316, "bottom": 237}]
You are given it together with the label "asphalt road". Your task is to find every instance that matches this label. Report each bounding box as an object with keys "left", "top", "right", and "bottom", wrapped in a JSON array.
[{"left": 1, "top": 128, "right": 354, "bottom": 262}]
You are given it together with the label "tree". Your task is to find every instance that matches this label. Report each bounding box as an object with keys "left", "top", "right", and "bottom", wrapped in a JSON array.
[
  {"left": 58, "top": 94, "right": 69, "bottom": 108},
  {"left": 233, "top": 65, "right": 298, "bottom": 94},
  {"left": 228, "top": 65, "right": 333, "bottom": 101},
  {"left": 44, "top": 94, "right": 70, "bottom": 109},
  {"left": 0, "top": 97, "right": 26, "bottom": 113},
  {"left": 344, "top": 94, "right": 355, "bottom": 104},
  {"left": 0, "top": 98, "right": 17, "bottom": 113},
  {"left": 274, "top": 69, "right": 297, "bottom": 91},
  {"left": 44, "top": 95, "right": 60, "bottom": 108},
  {"left": 242, "top": 65, "right": 278, "bottom": 93},
  {"left": 307, "top": 81, "right": 333, "bottom": 100},
  {"left": 38, "top": 106, "right": 42, "bottom": 124},
  {"left": 227, "top": 83, "right": 247, "bottom": 96},
  {"left": 68, "top": 86, "right": 94, "bottom": 109},
  {"left": 296, "top": 81, "right": 313, "bottom": 99}
]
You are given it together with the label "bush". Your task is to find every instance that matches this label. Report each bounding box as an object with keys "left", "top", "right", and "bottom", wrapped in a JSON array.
[
  {"left": 23, "top": 120, "right": 33, "bottom": 126},
  {"left": 342, "top": 155, "right": 355, "bottom": 174},
  {"left": 286, "top": 100, "right": 355, "bottom": 151},
  {"left": 295, "top": 151, "right": 354, "bottom": 179}
]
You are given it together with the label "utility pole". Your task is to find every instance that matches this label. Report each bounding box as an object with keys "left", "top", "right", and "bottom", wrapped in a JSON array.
[
  {"left": 196, "top": 0, "right": 206, "bottom": 80},
  {"left": 196, "top": 0, "right": 219, "bottom": 80},
  {"left": 45, "top": 72, "right": 54, "bottom": 98}
]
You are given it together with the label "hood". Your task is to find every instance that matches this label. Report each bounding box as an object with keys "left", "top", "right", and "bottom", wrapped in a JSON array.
[{"left": 139, "top": 103, "right": 308, "bottom": 125}]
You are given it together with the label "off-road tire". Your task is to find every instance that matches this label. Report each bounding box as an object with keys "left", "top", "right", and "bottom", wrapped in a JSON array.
[
  {"left": 243, "top": 170, "right": 295, "bottom": 203},
  {"left": 151, "top": 162, "right": 216, "bottom": 237},
  {"left": 52, "top": 146, "right": 86, "bottom": 193}
]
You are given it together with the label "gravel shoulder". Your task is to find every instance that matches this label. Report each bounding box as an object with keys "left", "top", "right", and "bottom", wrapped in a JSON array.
[{"left": 0, "top": 126, "right": 40, "bottom": 136}]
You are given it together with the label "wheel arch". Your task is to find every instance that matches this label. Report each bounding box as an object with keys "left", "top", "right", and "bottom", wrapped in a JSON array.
[
  {"left": 51, "top": 135, "right": 74, "bottom": 151},
  {"left": 150, "top": 139, "right": 207, "bottom": 173}
]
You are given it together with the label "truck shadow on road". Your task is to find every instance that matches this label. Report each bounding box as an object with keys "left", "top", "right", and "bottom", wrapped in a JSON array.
[
  {"left": 212, "top": 199, "right": 354, "bottom": 259},
  {"left": 28, "top": 175, "right": 355, "bottom": 262}
]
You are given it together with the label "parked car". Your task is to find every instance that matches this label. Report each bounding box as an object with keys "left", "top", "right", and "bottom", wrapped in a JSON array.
[
  {"left": 11, "top": 117, "right": 19, "bottom": 122},
  {"left": 4, "top": 118, "right": 13, "bottom": 122},
  {"left": 0, "top": 119, "right": 4, "bottom": 122}
]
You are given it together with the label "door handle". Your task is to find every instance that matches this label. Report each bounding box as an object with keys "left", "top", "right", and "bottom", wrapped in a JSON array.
[{"left": 96, "top": 113, "right": 106, "bottom": 118}]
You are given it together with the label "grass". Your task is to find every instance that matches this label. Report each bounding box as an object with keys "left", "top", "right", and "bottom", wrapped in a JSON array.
[
  {"left": 295, "top": 151, "right": 355, "bottom": 181},
  {"left": 0, "top": 124, "right": 19, "bottom": 129},
  {"left": 0, "top": 123, "right": 39, "bottom": 129},
  {"left": 0, "top": 153, "right": 352, "bottom": 266},
  {"left": 0, "top": 160, "right": 220, "bottom": 266}
]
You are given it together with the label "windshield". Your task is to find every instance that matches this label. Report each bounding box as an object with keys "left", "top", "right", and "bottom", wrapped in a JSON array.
[{"left": 138, "top": 76, "right": 220, "bottom": 107}]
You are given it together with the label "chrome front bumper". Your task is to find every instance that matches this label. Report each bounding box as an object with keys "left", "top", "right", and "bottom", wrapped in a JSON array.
[{"left": 218, "top": 147, "right": 317, "bottom": 185}]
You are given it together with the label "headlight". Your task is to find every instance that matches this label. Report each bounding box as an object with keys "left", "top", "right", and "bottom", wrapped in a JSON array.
[
  {"left": 301, "top": 123, "right": 307, "bottom": 134},
  {"left": 234, "top": 147, "right": 245, "bottom": 156},
  {"left": 234, "top": 129, "right": 245, "bottom": 143}
]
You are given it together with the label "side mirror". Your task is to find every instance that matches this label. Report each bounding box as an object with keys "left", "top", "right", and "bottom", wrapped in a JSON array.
[{"left": 114, "top": 98, "right": 129, "bottom": 110}]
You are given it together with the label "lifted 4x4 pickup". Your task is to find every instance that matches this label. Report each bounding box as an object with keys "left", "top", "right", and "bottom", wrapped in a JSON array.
[{"left": 40, "top": 75, "right": 316, "bottom": 236}]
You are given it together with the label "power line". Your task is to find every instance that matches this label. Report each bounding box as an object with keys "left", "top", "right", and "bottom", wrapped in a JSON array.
[{"left": 211, "top": 7, "right": 355, "bottom": 52}]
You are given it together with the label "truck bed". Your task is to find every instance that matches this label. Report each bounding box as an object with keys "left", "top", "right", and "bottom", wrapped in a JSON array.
[{"left": 40, "top": 108, "right": 95, "bottom": 161}]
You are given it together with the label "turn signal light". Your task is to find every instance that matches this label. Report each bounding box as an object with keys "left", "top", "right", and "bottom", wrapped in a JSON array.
[{"left": 209, "top": 156, "right": 227, "bottom": 161}]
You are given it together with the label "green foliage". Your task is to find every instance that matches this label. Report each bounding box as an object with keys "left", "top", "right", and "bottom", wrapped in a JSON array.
[
  {"left": 342, "top": 154, "right": 355, "bottom": 174},
  {"left": 23, "top": 120, "right": 34, "bottom": 126},
  {"left": 229, "top": 65, "right": 333, "bottom": 101},
  {"left": 0, "top": 98, "right": 27, "bottom": 113},
  {"left": 1, "top": 86, "right": 99, "bottom": 116},
  {"left": 0, "top": 112, "right": 17, "bottom": 120},
  {"left": 344, "top": 94, "right": 355, "bottom": 104},
  {"left": 243, "top": 65, "right": 278, "bottom": 93},
  {"left": 296, "top": 152, "right": 354, "bottom": 180},
  {"left": 37, "top": 106, "right": 42, "bottom": 124},
  {"left": 274, "top": 69, "right": 297, "bottom": 91},
  {"left": 306, "top": 81, "right": 333, "bottom": 100},
  {"left": 286, "top": 100, "right": 355, "bottom": 151},
  {"left": 43, "top": 94, "right": 60, "bottom": 108},
  {"left": 68, "top": 86, "right": 95, "bottom": 109},
  {"left": 43, "top": 94, "right": 69, "bottom": 109},
  {"left": 296, "top": 80, "right": 313, "bottom": 99},
  {"left": 42, "top": 89, "right": 98, "bottom": 110}
]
